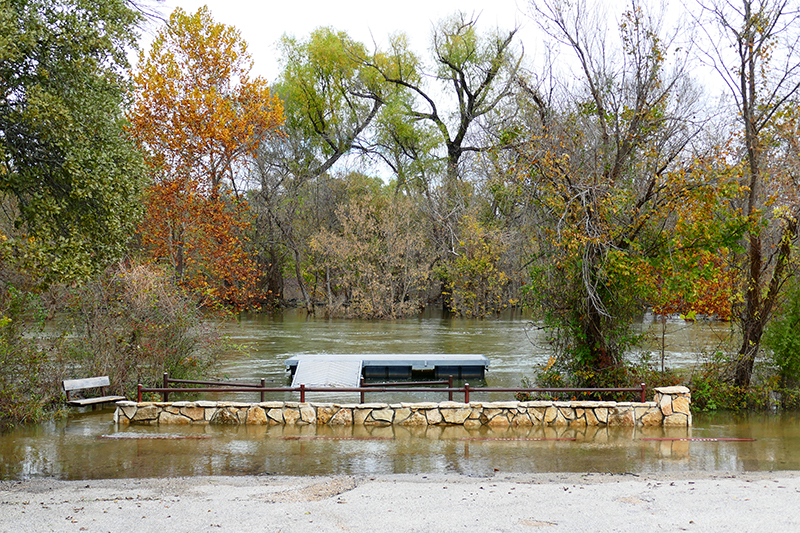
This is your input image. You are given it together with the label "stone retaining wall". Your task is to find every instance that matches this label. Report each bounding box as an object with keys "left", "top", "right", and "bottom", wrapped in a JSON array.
[{"left": 114, "top": 386, "right": 691, "bottom": 427}]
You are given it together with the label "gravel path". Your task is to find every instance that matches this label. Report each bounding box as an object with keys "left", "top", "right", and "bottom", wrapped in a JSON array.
[{"left": 2, "top": 471, "right": 799, "bottom": 532}]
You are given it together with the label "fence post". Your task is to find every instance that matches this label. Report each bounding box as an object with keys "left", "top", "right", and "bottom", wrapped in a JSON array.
[
  {"left": 448, "top": 375, "right": 453, "bottom": 401},
  {"left": 640, "top": 383, "right": 646, "bottom": 403},
  {"left": 464, "top": 383, "right": 470, "bottom": 403},
  {"left": 260, "top": 378, "right": 266, "bottom": 403},
  {"left": 137, "top": 384, "right": 142, "bottom": 403},
  {"left": 300, "top": 383, "right": 305, "bottom": 403},
  {"left": 162, "top": 372, "right": 169, "bottom": 402},
  {"left": 360, "top": 377, "right": 365, "bottom": 404}
]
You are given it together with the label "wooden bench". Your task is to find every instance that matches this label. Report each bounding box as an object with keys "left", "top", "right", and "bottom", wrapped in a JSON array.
[{"left": 63, "top": 376, "right": 126, "bottom": 409}]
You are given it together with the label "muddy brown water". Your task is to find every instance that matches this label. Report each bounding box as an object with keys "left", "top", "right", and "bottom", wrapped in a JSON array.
[{"left": 1, "top": 310, "right": 795, "bottom": 481}]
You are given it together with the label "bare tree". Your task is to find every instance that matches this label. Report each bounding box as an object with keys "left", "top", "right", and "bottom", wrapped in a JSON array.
[{"left": 692, "top": 0, "right": 800, "bottom": 387}]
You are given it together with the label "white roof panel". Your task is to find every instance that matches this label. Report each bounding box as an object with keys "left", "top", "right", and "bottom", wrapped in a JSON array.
[{"left": 290, "top": 359, "right": 363, "bottom": 387}]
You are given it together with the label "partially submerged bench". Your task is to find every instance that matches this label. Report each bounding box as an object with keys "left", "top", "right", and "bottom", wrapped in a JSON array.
[{"left": 63, "top": 376, "right": 126, "bottom": 409}]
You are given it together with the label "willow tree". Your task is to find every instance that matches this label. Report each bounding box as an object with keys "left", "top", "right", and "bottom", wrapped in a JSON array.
[
  {"left": 254, "top": 28, "right": 397, "bottom": 310},
  {"left": 129, "top": 7, "right": 284, "bottom": 308},
  {"left": 366, "top": 13, "right": 521, "bottom": 195},
  {"left": 520, "top": 0, "right": 736, "bottom": 384},
  {"left": 354, "top": 13, "right": 523, "bottom": 313}
]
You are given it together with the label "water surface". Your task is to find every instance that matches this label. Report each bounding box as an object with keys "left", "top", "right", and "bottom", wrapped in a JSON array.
[
  {"left": 2, "top": 410, "right": 798, "bottom": 480},
  {"left": 2, "top": 309, "right": 792, "bottom": 481}
]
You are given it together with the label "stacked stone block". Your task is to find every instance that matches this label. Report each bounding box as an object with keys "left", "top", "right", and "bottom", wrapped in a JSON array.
[{"left": 114, "top": 386, "right": 691, "bottom": 427}]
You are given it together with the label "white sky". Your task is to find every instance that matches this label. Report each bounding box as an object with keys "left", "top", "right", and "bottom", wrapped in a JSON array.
[{"left": 141, "top": 0, "right": 537, "bottom": 81}]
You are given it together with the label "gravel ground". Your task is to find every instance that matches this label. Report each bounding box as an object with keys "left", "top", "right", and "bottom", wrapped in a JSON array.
[{"left": 2, "top": 471, "right": 799, "bottom": 532}]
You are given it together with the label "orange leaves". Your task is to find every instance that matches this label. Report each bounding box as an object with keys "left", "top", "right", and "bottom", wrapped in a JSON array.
[
  {"left": 129, "top": 6, "right": 283, "bottom": 194},
  {"left": 138, "top": 178, "right": 260, "bottom": 309},
  {"left": 645, "top": 249, "right": 735, "bottom": 321},
  {"left": 129, "top": 7, "right": 284, "bottom": 310}
]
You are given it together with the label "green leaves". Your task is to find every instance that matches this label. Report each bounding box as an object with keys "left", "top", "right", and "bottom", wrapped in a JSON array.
[
  {"left": 0, "top": 0, "right": 146, "bottom": 285},
  {"left": 275, "top": 27, "right": 384, "bottom": 176}
]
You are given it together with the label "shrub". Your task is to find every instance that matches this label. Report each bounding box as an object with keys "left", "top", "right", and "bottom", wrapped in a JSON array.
[
  {"left": 62, "top": 263, "right": 222, "bottom": 398},
  {"left": 518, "top": 352, "right": 682, "bottom": 402},
  {"left": 0, "top": 289, "right": 65, "bottom": 425},
  {"left": 763, "top": 279, "right": 800, "bottom": 388},
  {"left": 688, "top": 351, "right": 774, "bottom": 411}
]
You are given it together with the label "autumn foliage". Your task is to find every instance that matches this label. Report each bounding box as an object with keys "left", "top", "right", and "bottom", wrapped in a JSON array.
[
  {"left": 137, "top": 179, "right": 260, "bottom": 308},
  {"left": 129, "top": 7, "right": 283, "bottom": 308}
]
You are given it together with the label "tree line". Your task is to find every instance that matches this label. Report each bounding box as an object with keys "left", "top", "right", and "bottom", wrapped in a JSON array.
[{"left": 2, "top": 0, "right": 800, "bottom": 422}]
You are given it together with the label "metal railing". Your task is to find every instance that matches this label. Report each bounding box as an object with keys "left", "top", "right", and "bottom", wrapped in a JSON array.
[{"left": 136, "top": 373, "right": 647, "bottom": 403}]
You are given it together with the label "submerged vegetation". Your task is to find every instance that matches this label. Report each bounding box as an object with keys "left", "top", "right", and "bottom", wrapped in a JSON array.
[
  {"left": 2, "top": 0, "right": 800, "bottom": 423},
  {"left": 0, "top": 264, "right": 225, "bottom": 425}
]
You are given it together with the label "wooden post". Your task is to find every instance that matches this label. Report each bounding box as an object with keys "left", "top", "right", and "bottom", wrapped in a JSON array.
[
  {"left": 464, "top": 383, "right": 470, "bottom": 403},
  {"left": 162, "top": 372, "right": 169, "bottom": 402},
  {"left": 360, "top": 377, "right": 365, "bottom": 403},
  {"left": 260, "top": 378, "right": 266, "bottom": 402},
  {"left": 448, "top": 375, "right": 453, "bottom": 401},
  {"left": 300, "top": 383, "right": 305, "bottom": 403},
  {"left": 137, "top": 384, "right": 142, "bottom": 403}
]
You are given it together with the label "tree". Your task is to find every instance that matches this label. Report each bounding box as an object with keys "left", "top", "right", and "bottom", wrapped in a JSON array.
[
  {"left": 129, "top": 6, "right": 284, "bottom": 308},
  {"left": 309, "top": 179, "right": 432, "bottom": 318},
  {"left": 693, "top": 0, "right": 800, "bottom": 388},
  {"left": 362, "top": 14, "right": 522, "bottom": 308},
  {"left": 0, "top": 0, "right": 146, "bottom": 285},
  {"left": 270, "top": 28, "right": 387, "bottom": 184},
  {"left": 441, "top": 215, "right": 515, "bottom": 318},
  {"left": 254, "top": 28, "right": 387, "bottom": 310},
  {"left": 369, "top": 13, "right": 521, "bottom": 190},
  {"left": 520, "top": 0, "right": 732, "bottom": 384},
  {"left": 763, "top": 276, "right": 800, "bottom": 389}
]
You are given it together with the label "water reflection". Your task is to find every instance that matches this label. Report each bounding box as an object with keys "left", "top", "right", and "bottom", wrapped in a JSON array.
[{"left": 2, "top": 409, "right": 800, "bottom": 480}]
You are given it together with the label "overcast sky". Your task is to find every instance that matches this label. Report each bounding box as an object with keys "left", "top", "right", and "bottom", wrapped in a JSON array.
[{"left": 141, "top": 0, "right": 536, "bottom": 81}]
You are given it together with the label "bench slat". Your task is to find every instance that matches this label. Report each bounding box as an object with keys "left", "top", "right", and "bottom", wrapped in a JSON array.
[
  {"left": 67, "top": 395, "right": 126, "bottom": 406},
  {"left": 63, "top": 376, "right": 111, "bottom": 391}
]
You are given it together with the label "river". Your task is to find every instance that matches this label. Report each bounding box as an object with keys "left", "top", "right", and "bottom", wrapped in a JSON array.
[{"left": 2, "top": 309, "right": 796, "bottom": 481}]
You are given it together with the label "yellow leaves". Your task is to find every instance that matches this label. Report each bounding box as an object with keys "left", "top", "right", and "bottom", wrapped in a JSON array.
[
  {"left": 129, "top": 6, "right": 284, "bottom": 193},
  {"left": 129, "top": 7, "right": 281, "bottom": 311}
]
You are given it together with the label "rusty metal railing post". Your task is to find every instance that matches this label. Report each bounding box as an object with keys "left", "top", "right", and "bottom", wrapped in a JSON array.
[
  {"left": 300, "top": 383, "right": 305, "bottom": 403},
  {"left": 640, "top": 383, "right": 646, "bottom": 403},
  {"left": 260, "top": 378, "right": 266, "bottom": 402},
  {"left": 360, "top": 377, "right": 365, "bottom": 403},
  {"left": 162, "top": 372, "right": 169, "bottom": 402},
  {"left": 464, "top": 383, "right": 470, "bottom": 403},
  {"left": 448, "top": 375, "right": 453, "bottom": 401},
  {"left": 137, "top": 384, "right": 142, "bottom": 403}
]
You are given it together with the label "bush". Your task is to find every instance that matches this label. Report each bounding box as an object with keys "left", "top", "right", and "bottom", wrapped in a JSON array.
[
  {"left": 0, "top": 289, "right": 65, "bottom": 425},
  {"left": 518, "top": 352, "right": 682, "bottom": 402},
  {"left": 689, "top": 351, "right": 774, "bottom": 411},
  {"left": 0, "top": 262, "right": 225, "bottom": 426},
  {"left": 763, "top": 279, "right": 800, "bottom": 388},
  {"left": 62, "top": 263, "right": 222, "bottom": 398}
]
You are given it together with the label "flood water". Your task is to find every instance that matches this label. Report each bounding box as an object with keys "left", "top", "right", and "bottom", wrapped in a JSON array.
[{"left": 2, "top": 309, "right": 796, "bottom": 481}]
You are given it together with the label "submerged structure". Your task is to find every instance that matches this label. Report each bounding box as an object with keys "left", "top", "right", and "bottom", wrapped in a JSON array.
[{"left": 285, "top": 353, "right": 490, "bottom": 385}]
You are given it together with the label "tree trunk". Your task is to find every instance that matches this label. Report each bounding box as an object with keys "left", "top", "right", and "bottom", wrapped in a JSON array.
[
  {"left": 735, "top": 218, "right": 798, "bottom": 387},
  {"left": 734, "top": 232, "right": 763, "bottom": 388},
  {"left": 293, "top": 248, "right": 314, "bottom": 314}
]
